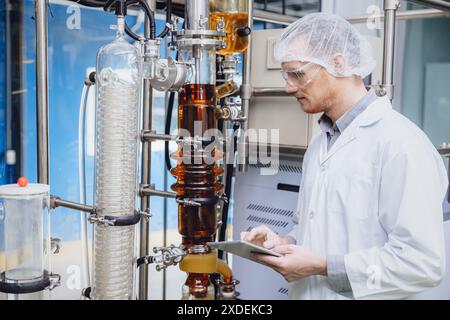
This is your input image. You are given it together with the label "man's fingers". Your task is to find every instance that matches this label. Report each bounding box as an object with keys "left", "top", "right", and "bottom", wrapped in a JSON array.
[
  {"left": 246, "top": 228, "right": 266, "bottom": 242},
  {"left": 272, "top": 244, "right": 294, "bottom": 255},
  {"left": 240, "top": 232, "right": 248, "bottom": 240},
  {"left": 251, "top": 253, "right": 281, "bottom": 268},
  {"left": 263, "top": 239, "right": 275, "bottom": 249}
]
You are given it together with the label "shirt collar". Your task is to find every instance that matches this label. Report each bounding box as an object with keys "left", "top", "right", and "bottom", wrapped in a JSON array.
[{"left": 318, "top": 89, "right": 378, "bottom": 135}]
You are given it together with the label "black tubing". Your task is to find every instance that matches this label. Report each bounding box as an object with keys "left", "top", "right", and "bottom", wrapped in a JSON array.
[
  {"left": 165, "top": 91, "right": 176, "bottom": 172},
  {"left": 218, "top": 124, "right": 239, "bottom": 260},
  {"left": 157, "top": 0, "right": 172, "bottom": 38}
]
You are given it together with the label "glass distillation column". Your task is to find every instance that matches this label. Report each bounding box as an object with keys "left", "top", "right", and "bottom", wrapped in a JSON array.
[
  {"left": 171, "top": 0, "right": 235, "bottom": 300},
  {"left": 92, "top": 15, "right": 140, "bottom": 300}
]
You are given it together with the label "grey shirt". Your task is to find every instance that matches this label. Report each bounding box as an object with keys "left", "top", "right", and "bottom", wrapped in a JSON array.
[{"left": 319, "top": 89, "right": 378, "bottom": 294}]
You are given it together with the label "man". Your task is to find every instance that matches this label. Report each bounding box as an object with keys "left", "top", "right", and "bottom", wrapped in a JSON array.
[{"left": 241, "top": 13, "right": 448, "bottom": 299}]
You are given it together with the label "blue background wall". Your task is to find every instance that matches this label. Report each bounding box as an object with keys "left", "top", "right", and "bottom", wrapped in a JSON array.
[{"left": 0, "top": 2, "right": 7, "bottom": 185}]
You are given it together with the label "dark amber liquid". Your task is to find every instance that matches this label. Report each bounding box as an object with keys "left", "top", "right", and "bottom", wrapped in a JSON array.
[
  {"left": 185, "top": 273, "right": 212, "bottom": 299},
  {"left": 172, "top": 84, "right": 224, "bottom": 239}
]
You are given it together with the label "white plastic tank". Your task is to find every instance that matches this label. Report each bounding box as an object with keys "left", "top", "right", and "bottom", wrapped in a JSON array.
[{"left": 0, "top": 178, "right": 50, "bottom": 286}]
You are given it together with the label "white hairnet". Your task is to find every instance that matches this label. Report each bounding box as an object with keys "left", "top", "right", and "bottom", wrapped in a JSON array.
[{"left": 274, "top": 13, "right": 376, "bottom": 78}]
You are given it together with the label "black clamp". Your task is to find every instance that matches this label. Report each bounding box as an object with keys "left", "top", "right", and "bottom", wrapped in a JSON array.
[
  {"left": 89, "top": 211, "right": 142, "bottom": 227},
  {"left": 0, "top": 271, "right": 60, "bottom": 294}
]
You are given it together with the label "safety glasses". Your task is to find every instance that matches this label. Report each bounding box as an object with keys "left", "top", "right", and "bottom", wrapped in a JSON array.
[{"left": 280, "top": 62, "right": 322, "bottom": 88}]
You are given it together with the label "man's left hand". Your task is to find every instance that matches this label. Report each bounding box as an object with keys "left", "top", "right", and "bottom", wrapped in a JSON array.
[{"left": 252, "top": 245, "right": 327, "bottom": 282}]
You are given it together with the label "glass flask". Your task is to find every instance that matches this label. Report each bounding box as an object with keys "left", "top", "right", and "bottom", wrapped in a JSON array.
[{"left": 209, "top": 0, "right": 249, "bottom": 56}]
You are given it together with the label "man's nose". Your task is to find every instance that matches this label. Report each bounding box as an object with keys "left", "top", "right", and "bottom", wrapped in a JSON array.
[{"left": 285, "top": 81, "right": 298, "bottom": 94}]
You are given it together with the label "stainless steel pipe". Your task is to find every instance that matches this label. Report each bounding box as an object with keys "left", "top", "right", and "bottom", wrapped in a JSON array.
[
  {"left": 253, "top": 8, "right": 447, "bottom": 26},
  {"left": 252, "top": 87, "right": 293, "bottom": 97},
  {"left": 238, "top": 0, "right": 253, "bottom": 173},
  {"left": 35, "top": 0, "right": 49, "bottom": 184},
  {"left": 140, "top": 185, "right": 177, "bottom": 199},
  {"left": 138, "top": 0, "right": 156, "bottom": 301},
  {"left": 51, "top": 196, "right": 96, "bottom": 213},
  {"left": 141, "top": 131, "right": 176, "bottom": 142},
  {"left": 381, "top": 0, "right": 400, "bottom": 101}
]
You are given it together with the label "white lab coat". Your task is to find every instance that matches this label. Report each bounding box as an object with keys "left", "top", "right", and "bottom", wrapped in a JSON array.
[{"left": 288, "top": 96, "right": 449, "bottom": 300}]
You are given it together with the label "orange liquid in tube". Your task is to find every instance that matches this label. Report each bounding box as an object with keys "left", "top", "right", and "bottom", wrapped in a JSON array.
[{"left": 210, "top": 12, "right": 249, "bottom": 56}]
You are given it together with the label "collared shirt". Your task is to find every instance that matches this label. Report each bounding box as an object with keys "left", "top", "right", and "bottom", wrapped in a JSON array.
[{"left": 319, "top": 89, "right": 378, "bottom": 151}]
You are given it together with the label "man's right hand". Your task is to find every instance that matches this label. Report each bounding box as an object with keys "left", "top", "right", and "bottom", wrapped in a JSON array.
[{"left": 240, "top": 225, "right": 290, "bottom": 249}]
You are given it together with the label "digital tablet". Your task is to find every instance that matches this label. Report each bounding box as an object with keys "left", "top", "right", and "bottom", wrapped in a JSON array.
[{"left": 207, "top": 240, "right": 283, "bottom": 262}]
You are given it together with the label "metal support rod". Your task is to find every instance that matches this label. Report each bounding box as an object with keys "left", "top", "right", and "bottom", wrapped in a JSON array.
[
  {"left": 345, "top": 8, "right": 447, "bottom": 24},
  {"left": 253, "top": 8, "right": 447, "bottom": 26},
  {"left": 237, "top": 0, "right": 253, "bottom": 173},
  {"left": 380, "top": 0, "right": 400, "bottom": 101},
  {"left": 35, "top": 0, "right": 49, "bottom": 184},
  {"left": 141, "top": 130, "right": 176, "bottom": 142},
  {"left": 138, "top": 0, "right": 156, "bottom": 301},
  {"left": 140, "top": 185, "right": 177, "bottom": 199},
  {"left": 448, "top": 157, "right": 450, "bottom": 203},
  {"left": 406, "top": 0, "right": 450, "bottom": 11},
  {"left": 253, "top": 9, "right": 297, "bottom": 25},
  {"left": 252, "top": 87, "right": 293, "bottom": 97},
  {"left": 50, "top": 196, "right": 96, "bottom": 213}
]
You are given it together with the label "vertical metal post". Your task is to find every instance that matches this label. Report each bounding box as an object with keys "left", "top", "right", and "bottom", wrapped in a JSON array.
[
  {"left": 238, "top": 0, "right": 253, "bottom": 172},
  {"left": 138, "top": 0, "right": 156, "bottom": 301},
  {"left": 35, "top": 0, "right": 49, "bottom": 184},
  {"left": 380, "top": 0, "right": 400, "bottom": 101}
]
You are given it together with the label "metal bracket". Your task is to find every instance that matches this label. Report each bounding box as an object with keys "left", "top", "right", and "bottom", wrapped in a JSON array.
[
  {"left": 375, "top": 84, "right": 394, "bottom": 100},
  {"left": 48, "top": 273, "right": 61, "bottom": 291},
  {"left": 51, "top": 237, "right": 61, "bottom": 254},
  {"left": 384, "top": 0, "right": 401, "bottom": 10}
]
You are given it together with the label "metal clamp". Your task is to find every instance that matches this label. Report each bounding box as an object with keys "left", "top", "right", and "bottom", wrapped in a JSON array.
[
  {"left": 384, "top": 0, "right": 400, "bottom": 10},
  {"left": 88, "top": 211, "right": 141, "bottom": 227},
  {"left": 139, "top": 208, "right": 152, "bottom": 222},
  {"left": 176, "top": 198, "right": 201, "bottom": 207},
  {"left": 48, "top": 273, "right": 61, "bottom": 291},
  {"left": 214, "top": 278, "right": 240, "bottom": 300},
  {"left": 51, "top": 237, "right": 61, "bottom": 254}
]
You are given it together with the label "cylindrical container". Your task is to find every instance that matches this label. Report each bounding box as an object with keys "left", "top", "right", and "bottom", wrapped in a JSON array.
[
  {"left": 179, "top": 47, "right": 217, "bottom": 85},
  {"left": 0, "top": 183, "right": 50, "bottom": 287},
  {"left": 209, "top": 0, "right": 249, "bottom": 56},
  {"left": 185, "top": 0, "right": 210, "bottom": 30},
  {"left": 92, "top": 16, "right": 140, "bottom": 300}
]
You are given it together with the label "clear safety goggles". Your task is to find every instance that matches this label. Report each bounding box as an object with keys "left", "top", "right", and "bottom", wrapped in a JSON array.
[{"left": 280, "top": 62, "right": 322, "bottom": 88}]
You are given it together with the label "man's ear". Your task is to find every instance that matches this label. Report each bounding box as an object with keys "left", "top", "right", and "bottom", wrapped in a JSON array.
[{"left": 331, "top": 53, "right": 346, "bottom": 74}]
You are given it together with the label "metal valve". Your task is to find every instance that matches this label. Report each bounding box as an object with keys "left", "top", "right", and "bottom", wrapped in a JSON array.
[{"left": 151, "top": 245, "right": 186, "bottom": 271}]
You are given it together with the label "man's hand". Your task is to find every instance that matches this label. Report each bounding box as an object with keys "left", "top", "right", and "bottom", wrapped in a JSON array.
[
  {"left": 240, "top": 225, "right": 290, "bottom": 249},
  {"left": 252, "top": 245, "right": 327, "bottom": 283}
]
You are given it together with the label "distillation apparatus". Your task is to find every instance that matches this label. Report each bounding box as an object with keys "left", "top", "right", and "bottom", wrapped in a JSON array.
[{"left": 0, "top": 0, "right": 251, "bottom": 300}]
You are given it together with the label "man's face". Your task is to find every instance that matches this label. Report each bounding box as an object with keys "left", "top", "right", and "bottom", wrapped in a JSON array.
[{"left": 281, "top": 61, "right": 333, "bottom": 114}]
